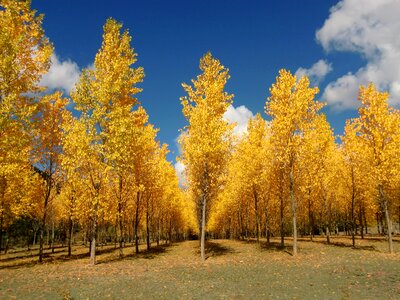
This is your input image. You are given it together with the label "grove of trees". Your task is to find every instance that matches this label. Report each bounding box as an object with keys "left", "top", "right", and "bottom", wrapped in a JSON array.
[{"left": 0, "top": 0, "right": 399, "bottom": 266}]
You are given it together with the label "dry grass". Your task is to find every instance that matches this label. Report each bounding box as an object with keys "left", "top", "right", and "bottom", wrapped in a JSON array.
[{"left": 0, "top": 236, "right": 399, "bottom": 299}]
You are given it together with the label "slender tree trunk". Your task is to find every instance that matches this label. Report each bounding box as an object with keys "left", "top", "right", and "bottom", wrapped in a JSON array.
[
  {"left": 0, "top": 213, "right": 3, "bottom": 252},
  {"left": 323, "top": 192, "right": 330, "bottom": 244},
  {"left": 351, "top": 169, "right": 355, "bottom": 248},
  {"left": 201, "top": 194, "right": 206, "bottom": 261},
  {"left": 39, "top": 178, "right": 52, "bottom": 263},
  {"left": 90, "top": 197, "right": 99, "bottom": 265},
  {"left": 308, "top": 191, "right": 313, "bottom": 241},
  {"left": 380, "top": 186, "right": 393, "bottom": 253},
  {"left": 68, "top": 216, "right": 73, "bottom": 257},
  {"left": 265, "top": 211, "right": 270, "bottom": 245},
  {"left": 157, "top": 216, "right": 160, "bottom": 246},
  {"left": 134, "top": 191, "right": 140, "bottom": 254},
  {"left": 363, "top": 206, "right": 368, "bottom": 235},
  {"left": 118, "top": 176, "right": 124, "bottom": 258},
  {"left": 90, "top": 220, "right": 97, "bottom": 265},
  {"left": 359, "top": 203, "right": 364, "bottom": 239},
  {"left": 280, "top": 194, "right": 284, "bottom": 247},
  {"left": 289, "top": 165, "right": 297, "bottom": 256},
  {"left": 253, "top": 187, "right": 260, "bottom": 243},
  {"left": 146, "top": 197, "right": 150, "bottom": 251},
  {"left": 51, "top": 218, "right": 55, "bottom": 253},
  {"left": 376, "top": 212, "right": 381, "bottom": 235}
]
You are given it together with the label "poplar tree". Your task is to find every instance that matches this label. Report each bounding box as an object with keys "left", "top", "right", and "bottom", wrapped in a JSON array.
[
  {"left": 266, "top": 70, "right": 323, "bottom": 255},
  {"left": 179, "top": 52, "right": 233, "bottom": 261},
  {"left": 71, "top": 18, "right": 144, "bottom": 265}
]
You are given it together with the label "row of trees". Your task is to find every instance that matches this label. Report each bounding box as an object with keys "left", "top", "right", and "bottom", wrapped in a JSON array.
[
  {"left": 0, "top": 0, "right": 195, "bottom": 264},
  {"left": 179, "top": 56, "right": 400, "bottom": 258}
]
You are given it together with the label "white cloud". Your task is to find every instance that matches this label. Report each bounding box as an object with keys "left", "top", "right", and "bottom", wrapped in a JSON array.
[
  {"left": 295, "top": 59, "right": 332, "bottom": 86},
  {"left": 174, "top": 160, "right": 186, "bottom": 187},
  {"left": 223, "top": 105, "right": 254, "bottom": 137},
  {"left": 174, "top": 104, "right": 254, "bottom": 186},
  {"left": 40, "top": 54, "right": 81, "bottom": 94},
  {"left": 316, "top": 0, "right": 400, "bottom": 109}
]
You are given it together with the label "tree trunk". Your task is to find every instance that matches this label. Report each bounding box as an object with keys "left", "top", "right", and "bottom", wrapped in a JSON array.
[
  {"left": 200, "top": 194, "right": 206, "bottom": 261},
  {"left": 253, "top": 187, "right": 260, "bottom": 243},
  {"left": 265, "top": 211, "right": 270, "bottom": 245},
  {"left": 280, "top": 194, "right": 284, "bottom": 247},
  {"left": 90, "top": 198, "right": 99, "bottom": 265},
  {"left": 146, "top": 197, "right": 150, "bottom": 251},
  {"left": 363, "top": 206, "right": 368, "bottom": 235},
  {"left": 351, "top": 169, "right": 355, "bottom": 248},
  {"left": 376, "top": 212, "right": 381, "bottom": 235},
  {"left": 134, "top": 191, "right": 140, "bottom": 254},
  {"left": 323, "top": 192, "right": 330, "bottom": 244},
  {"left": 380, "top": 186, "right": 393, "bottom": 253},
  {"left": 359, "top": 203, "right": 364, "bottom": 239},
  {"left": 51, "top": 218, "right": 55, "bottom": 253},
  {"left": 308, "top": 191, "right": 313, "bottom": 242},
  {"left": 68, "top": 217, "right": 73, "bottom": 257},
  {"left": 0, "top": 213, "right": 3, "bottom": 252},
  {"left": 39, "top": 180, "right": 52, "bottom": 263},
  {"left": 289, "top": 165, "right": 297, "bottom": 256}
]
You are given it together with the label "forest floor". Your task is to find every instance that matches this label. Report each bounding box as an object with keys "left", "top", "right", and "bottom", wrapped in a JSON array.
[{"left": 0, "top": 236, "right": 399, "bottom": 299}]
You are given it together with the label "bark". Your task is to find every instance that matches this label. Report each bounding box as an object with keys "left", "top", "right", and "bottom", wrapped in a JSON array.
[
  {"left": 39, "top": 177, "right": 52, "bottom": 263},
  {"left": 289, "top": 165, "right": 297, "bottom": 256},
  {"left": 51, "top": 218, "right": 55, "bottom": 253},
  {"left": 376, "top": 212, "right": 381, "bottom": 235},
  {"left": 134, "top": 191, "right": 140, "bottom": 254},
  {"left": 363, "top": 206, "right": 368, "bottom": 235},
  {"left": 118, "top": 176, "right": 124, "bottom": 258},
  {"left": 280, "top": 194, "right": 284, "bottom": 247},
  {"left": 308, "top": 190, "right": 313, "bottom": 242},
  {"left": 253, "top": 186, "right": 260, "bottom": 243},
  {"left": 200, "top": 194, "right": 206, "bottom": 261},
  {"left": 146, "top": 196, "right": 150, "bottom": 251},
  {"left": 380, "top": 186, "right": 393, "bottom": 253},
  {"left": 68, "top": 217, "right": 73, "bottom": 257},
  {"left": 351, "top": 168, "right": 355, "bottom": 248},
  {"left": 0, "top": 213, "right": 3, "bottom": 252},
  {"left": 323, "top": 191, "right": 330, "bottom": 244},
  {"left": 265, "top": 211, "right": 270, "bottom": 245},
  {"left": 90, "top": 197, "right": 99, "bottom": 265},
  {"left": 359, "top": 203, "right": 364, "bottom": 239}
]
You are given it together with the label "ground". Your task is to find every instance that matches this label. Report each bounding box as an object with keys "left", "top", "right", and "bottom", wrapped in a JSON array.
[{"left": 0, "top": 236, "right": 399, "bottom": 299}]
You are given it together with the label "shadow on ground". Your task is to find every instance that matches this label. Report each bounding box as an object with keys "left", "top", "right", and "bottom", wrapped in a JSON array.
[
  {"left": 194, "top": 241, "right": 235, "bottom": 259},
  {"left": 257, "top": 241, "right": 293, "bottom": 255},
  {"left": 0, "top": 243, "right": 174, "bottom": 269},
  {"left": 298, "top": 237, "right": 379, "bottom": 252}
]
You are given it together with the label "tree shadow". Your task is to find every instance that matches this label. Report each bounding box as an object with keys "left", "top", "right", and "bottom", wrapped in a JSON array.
[
  {"left": 0, "top": 247, "right": 67, "bottom": 263},
  {"left": 310, "top": 239, "right": 379, "bottom": 252},
  {"left": 258, "top": 241, "right": 293, "bottom": 255},
  {"left": 97, "top": 244, "right": 172, "bottom": 264},
  {"left": 197, "top": 241, "right": 235, "bottom": 259},
  {"left": 0, "top": 243, "right": 175, "bottom": 269}
]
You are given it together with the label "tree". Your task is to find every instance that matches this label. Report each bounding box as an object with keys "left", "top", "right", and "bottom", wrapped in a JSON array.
[
  {"left": 179, "top": 52, "right": 233, "bottom": 261},
  {"left": 71, "top": 18, "right": 144, "bottom": 264},
  {"left": 355, "top": 84, "right": 400, "bottom": 253},
  {"left": 33, "top": 92, "right": 68, "bottom": 262},
  {"left": 0, "top": 0, "right": 52, "bottom": 251},
  {"left": 266, "top": 70, "right": 323, "bottom": 255}
]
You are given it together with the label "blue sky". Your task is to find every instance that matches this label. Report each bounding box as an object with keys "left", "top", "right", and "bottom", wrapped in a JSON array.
[{"left": 32, "top": 0, "right": 400, "bottom": 163}]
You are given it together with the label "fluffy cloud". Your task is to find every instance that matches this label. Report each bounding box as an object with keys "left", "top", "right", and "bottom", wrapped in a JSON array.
[
  {"left": 295, "top": 59, "right": 332, "bottom": 86},
  {"left": 40, "top": 54, "right": 81, "bottom": 93},
  {"left": 174, "top": 104, "right": 254, "bottom": 186},
  {"left": 174, "top": 161, "right": 186, "bottom": 187},
  {"left": 223, "top": 104, "right": 254, "bottom": 137},
  {"left": 317, "top": 0, "right": 400, "bottom": 109}
]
